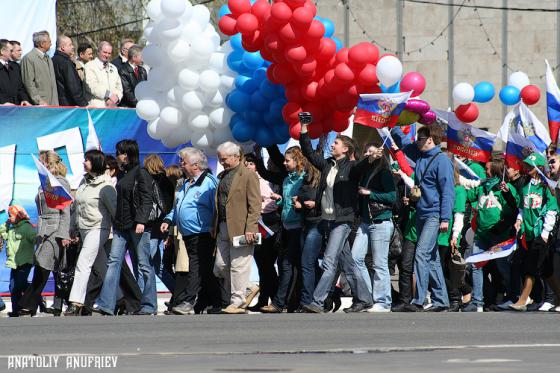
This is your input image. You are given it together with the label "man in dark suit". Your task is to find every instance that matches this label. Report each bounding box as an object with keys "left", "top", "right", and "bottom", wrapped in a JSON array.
[
  {"left": 118, "top": 45, "right": 147, "bottom": 108},
  {"left": 52, "top": 35, "right": 89, "bottom": 106},
  {"left": 0, "top": 39, "right": 30, "bottom": 105},
  {"left": 111, "top": 38, "right": 134, "bottom": 72}
]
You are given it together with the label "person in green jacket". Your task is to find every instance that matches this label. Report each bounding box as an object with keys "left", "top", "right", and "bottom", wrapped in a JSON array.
[
  {"left": 510, "top": 152, "right": 560, "bottom": 311},
  {"left": 464, "top": 157, "right": 519, "bottom": 312},
  {"left": 0, "top": 205, "right": 36, "bottom": 316}
]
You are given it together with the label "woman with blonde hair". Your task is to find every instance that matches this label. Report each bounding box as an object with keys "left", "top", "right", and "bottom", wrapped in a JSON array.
[{"left": 19, "top": 150, "right": 72, "bottom": 316}]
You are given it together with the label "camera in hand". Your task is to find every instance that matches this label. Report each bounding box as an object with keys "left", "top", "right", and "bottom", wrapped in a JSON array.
[{"left": 298, "top": 111, "right": 313, "bottom": 125}]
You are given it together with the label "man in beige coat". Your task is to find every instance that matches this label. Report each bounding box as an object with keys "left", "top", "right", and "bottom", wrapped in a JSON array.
[
  {"left": 84, "top": 41, "right": 123, "bottom": 107},
  {"left": 213, "top": 142, "right": 262, "bottom": 314},
  {"left": 21, "top": 31, "right": 58, "bottom": 105}
]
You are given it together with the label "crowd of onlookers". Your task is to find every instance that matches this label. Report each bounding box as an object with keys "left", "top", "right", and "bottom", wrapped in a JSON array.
[
  {"left": 2, "top": 118, "right": 560, "bottom": 317},
  {"left": 0, "top": 31, "right": 147, "bottom": 108}
]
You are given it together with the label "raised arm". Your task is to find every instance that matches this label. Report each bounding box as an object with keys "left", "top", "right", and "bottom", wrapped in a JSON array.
[{"left": 300, "top": 124, "right": 327, "bottom": 171}]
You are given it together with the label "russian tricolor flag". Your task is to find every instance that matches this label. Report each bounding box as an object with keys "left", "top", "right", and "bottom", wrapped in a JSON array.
[
  {"left": 447, "top": 118, "right": 496, "bottom": 163},
  {"left": 465, "top": 237, "right": 517, "bottom": 269},
  {"left": 354, "top": 91, "right": 411, "bottom": 129},
  {"left": 32, "top": 154, "right": 73, "bottom": 210},
  {"left": 545, "top": 60, "right": 560, "bottom": 145},
  {"left": 504, "top": 132, "right": 538, "bottom": 171},
  {"left": 258, "top": 218, "right": 274, "bottom": 239}
]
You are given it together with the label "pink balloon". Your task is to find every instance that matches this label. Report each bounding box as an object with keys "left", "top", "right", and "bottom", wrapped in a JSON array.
[
  {"left": 419, "top": 110, "right": 436, "bottom": 125},
  {"left": 404, "top": 99, "right": 430, "bottom": 114},
  {"left": 400, "top": 71, "right": 426, "bottom": 97}
]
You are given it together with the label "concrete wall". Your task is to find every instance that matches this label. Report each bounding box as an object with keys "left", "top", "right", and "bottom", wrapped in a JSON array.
[{"left": 316, "top": 0, "right": 559, "bottom": 133}]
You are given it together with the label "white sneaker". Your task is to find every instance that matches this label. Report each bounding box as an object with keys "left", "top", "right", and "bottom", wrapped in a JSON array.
[
  {"left": 476, "top": 306, "right": 484, "bottom": 313},
  {"left": 539, "top": 302, "right": 554, "bottom": 312},
  {"left": 367, "top": 303, "right": 391, "bottom": 313}
]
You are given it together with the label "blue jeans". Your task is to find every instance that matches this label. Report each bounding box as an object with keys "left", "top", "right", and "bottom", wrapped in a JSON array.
[
  {"left": 300, "top": 223, "right": 323, "bottom": 306},
  {"left": 151, "top": 238, "right": 175, "bottom": 292},
  {"left": 310, "top": 221, "right": 352, "bottom": 308},
  {"left": 412, "top": 216, "right": 449, "bottom": 308},
  {"left": 352, "top": 220, "right": 394, "bottom": 308},
  {"left": 9, "top": 264, "right": 32, "bottom": 313},
  {"left": 97, "top": 229, "right": 156, "bottom": 314},
  {"left": 470, "top": 241, "right": 485, "bottom": 307}
]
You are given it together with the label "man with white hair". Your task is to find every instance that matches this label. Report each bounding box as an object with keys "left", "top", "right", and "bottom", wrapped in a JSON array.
[
  {"left": 160, "top": 147, "right": 219, "bottom": 315},
  {"left": 213, "top": 142, "right": 262, "bottom": 314},
  {"left": 21, "top": 30, "right": 58, "bottom": 105},
  {"left": 84, "top": 41, "right": 122, "bottom": 107}
]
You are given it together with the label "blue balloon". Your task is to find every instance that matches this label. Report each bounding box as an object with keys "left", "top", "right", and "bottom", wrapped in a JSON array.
[
  {"left": 253, "top": 67, "right": 268, "bottom": 83},
  {"left": 321, "top": 18, "right": 335, "bottom": 38},
  {"left": 254, "top": 126, "right": 276, "bottom": 147},
  {"left": 263, "top": 111, "right": 277, "bottom": 127},
  {"left": 250, "top": 92, "right": 269, "bottom": 112},
  {"left": 226, "top": 91, "right": 251, "bottom": 113},
  {"left": 331, "top": 36, "right": 343, "bottom": 52},
  {"left": 230, "top": 34, "right": 243, "bottom": 51},
  {"left": 231, "top": 120, "right": 256, "bottom": 143},
  {"left": 273, "top": 123, "right": 290, "bottom": 144},
  {"left": 473, "top": 81, "right": 495, "bottom": 103},
  {"left": 246, "top": 110, "right": 262, "bottom": 125},
  {"left": 218, "top": 4, "right": 230, "bottom": 19},
  {"left": 226, "top": 51, "right": 244, "bottom": 72},
  {"left": 242, "top": 51, "right": 264, "bottom": 70},
  {"left": 234, "top": 75, "right": 259, "bottom": 94},
  {"left": 270, "top": 98, "right": 287, "bottom": 116},
  {"left": 259, "top": 80, "right": 278, "bottom": 99},
  {"left": 229, "top": 113, "right": 244, "bottom": 130},
  {"left": 499, "top": 85, "right": 521, "bottom": 106},
  {"left": 381, "top": 82, "right": 400, "bottom": 93}
]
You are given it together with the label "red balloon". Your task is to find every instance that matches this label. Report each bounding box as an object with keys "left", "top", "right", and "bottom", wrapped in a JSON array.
[
  {"left": 279, "top": 23, "right": 299, "bottom": 43},
  {"left": 229, "top": 0, "right": 252, "bottom": 17},
  {"left": 291, "top": 7, "right": 314, "bottom": 29},
  {"left": 455, "top": 103, "right": 479, "bottom": 123},
  {"left": 347, "top": 85, "right": 360, "bottom": 97},
  {"left": 521, "top": 84, "right": 541, "bottom": 105},
  {"left": 274, "top": 64, "right": 297, "bottom": 85},
  {"left": 283, "top": 102, "right": 303, "bottom": 124},
  {"left": 289, "top": 123, "right": 302, "bottom": 140},
  {"left": 357, "top": 64, "right": 378, "bottom": 86},
  {"left": 286, "top": 45, "right": 307, "bottom": 62},
  {"left": 334, "top": 63, "right": 355, "bottom": 83},
  {"left": 332, "top": 111, "right": 350, "bottom": 132},
  {"left": 270, "top": 2, "right": 293, "bottom": 23},
  {"left": 236, "top": 13, "right": 259, "bottom": 35},
  {"left": 296, "top": 57, "right": 317, "bottom": 76},
  {"left": 241, "top": 30, "right": 263, "bottom": 52},
  {"left": 335, "top": 93, "right": 359, "bottom": 111},
  {"left": 218, "top": 14, "right": 238, "bottom": 36},
  {"left": 302, "top": 0, "right": 317, "bottom": 16},
  {"left": 260, "top": 47, "right": 274, "bottom": 62},
  {"left": 285, "top": 0, "right": 307, "bottom": 9},
  {"left": 348, "top": 42, "right": 379, "bottom": 67},
  {"left": 285, "top": 83, "right": 303, "bottom": 102},
  {"left": 302, "top": 81, "right": 319, "bottom": 101},
  {"left": 322, "top": 118, "right": 334, "bottom": 133},
  {"left": 361, "top": 85, "right": 382, "bottom": 94},
  {"left": 266, "top": 64, "right": 279, "bottom": 83},
  {"left": 400, "top": 71, "right": 426, "bottom": 97},
  {"left": 307, "top": 123, "right": 323, "bottom": 139},
  {"left": 303, "top": 102, "right": 325, "bottom": 121},
  {"left": 307, "top": 20, "right": 325, "bottom": 39},
  {"left": 317, "top": 38, "right": 337, "bottom": 61},
  {"left": 335, "top": 48, "right": 349, "bottom": 64},
  {"left": 251, "top": 0, "right": 271, "bottom": 21},
  {"left": 264, "top": 34, "right": 283, "bottom": 52}
]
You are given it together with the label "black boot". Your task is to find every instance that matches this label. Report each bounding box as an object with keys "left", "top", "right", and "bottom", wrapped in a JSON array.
[{"left": 64, "top": 303, "right": 82, "bottom": 316}]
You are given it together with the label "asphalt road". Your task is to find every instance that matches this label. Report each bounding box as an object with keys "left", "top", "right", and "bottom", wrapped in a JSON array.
[{"left": 0, "top": 312, "right": 559, "bottom": 372}]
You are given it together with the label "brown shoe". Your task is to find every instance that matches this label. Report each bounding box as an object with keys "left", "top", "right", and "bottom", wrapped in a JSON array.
[
  {"left": 222, "top": 304, "right": 246, "bottom": 314},
  {"left": 260, "top": 304, "right": 282, "bottom": 313},
  {"left": 240, "top": 285, "right": 260, "bottom": 309}
]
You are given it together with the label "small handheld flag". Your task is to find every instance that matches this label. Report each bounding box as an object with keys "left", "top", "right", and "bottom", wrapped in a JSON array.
[
  {"left": 32, "top": 154, "right": 73, "bottom": 210},
  {"left": 258, "top": 218, "right": 275, "bottom": 239},
  {"left": 354, "top": 91, "right": 411, "bottom": 129},
  {"left": 465, "top": 238, "right": 517, "bottom": 268},
  {"left": 85, "top": 110, "right": 102, "bottom": 151}
]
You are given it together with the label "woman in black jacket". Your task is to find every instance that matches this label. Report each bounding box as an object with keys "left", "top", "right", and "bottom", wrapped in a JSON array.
[{"left": 94, "top": 139, "right": 154, "bottom": 315}]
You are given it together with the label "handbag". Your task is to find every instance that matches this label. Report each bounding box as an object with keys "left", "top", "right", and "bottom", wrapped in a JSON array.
[
  {"left": 388, "top": 221, "right": 403, "bottom": 260},
  {"left": 409, "top": 152, "right": 442, "bottom": 202},
  {"left": 365, "top": 165, "right": 394, "bottom": 219}
]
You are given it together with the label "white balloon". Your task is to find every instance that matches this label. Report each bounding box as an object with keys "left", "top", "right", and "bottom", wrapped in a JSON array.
[
  {"left": 146, "top": 0, "right": 163, "bottom": 21},
  {"left": 220, "top": 41, "right": 233, "bottom": 55},
  {"left": 142, "top": 44, "right": 163, "bottom": 67},
  {"left": 509, "top": 71, "right": 530, "bottom": 90},
  {"left": 147, "top": 118, "right": 162, "bottom": 139},
  {"left": 376, "top": 55, "right": 403, "bottom": 87},
  {"left": 182, "top": 91, "right": 204, "bottom": 111},
  {"left": 160, "top": 106, "right": 183, "bottom": 131},
  {"left": 135, "top": 81, "right": 156, "bottom": 100},
  {"left": 203, "top": 25, "right": 221, "bottom": 49},
  {"left": 189, "top": 112, "right": 210, "bottom": 130},
  {"left": 209, "top": 107, "right": 232, "bottom": 129},
  {"left": 143, "top": 21, "right": 156, "bottom": 41},
  {"left": 191, "top": 38, "right": 214, "bottom": 62},
  {"left": 181, "top": 21, "right": 204, "bottom": 43},
  {"left": 161, "top": 134, "right": 185, "bottom": 148},
  {"left": 161, "top": 0, "right": 186, "bottom": 18},
  {"left": 452, "top": 82, "right": 475, "bottom": 105},
  {"left": 209, "top": 52, "right": 226, "bottom": 73},
  {"left": 178, "top": 68, "right": 200, "bottom": 90},
  {"left": 191, "top": 4, "right": 211, "bottom": 28},
  {"left": 206, "top": 90, "right": 224, "bottom": 107},
  {"left": 174, "top": 123, "right": 192, "bottom": 144},
  {"left": 167, "top": 86, "right": 186, "bottom": 107},
  {"left": 148, "top": 67, "right": 174, "bottom": 91},
  {"left": 191, "top": 129, "right": 213, "bottom": 148},
  {"left": 154, "top": 18, "right": 182, "bottom": 42},
  {"left": 179, "top": 2, "right": 194, "bottom": 24},
  {"left": 167, "top": 39, "right": 191, "bottom": 63},
  {"left": 220, "top": 74, "right": 235, "bottom": 90},
  {"left": 212, "top": 128, "right": 233, "bottom": 147},
  {"left": 136, "top": 99, "right": 160, "bottom": 121},
  {"left": 199, "top": 70, "right": 221, "bottom": 93}
]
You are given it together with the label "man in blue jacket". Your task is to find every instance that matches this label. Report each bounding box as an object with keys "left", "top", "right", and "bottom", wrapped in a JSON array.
[
  {"left": 394, "top": 125, "right": 455, "bottom": 312},
  {"left": 161, "top": 147, "right": 218, "bottom": 315}
]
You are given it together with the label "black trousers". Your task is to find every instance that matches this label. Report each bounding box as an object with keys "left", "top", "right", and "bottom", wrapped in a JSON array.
[
  {"left": 83, "top": 239, "right": 141, "bottom": 313},
  {"left": 171, "top": 233, "right": 218, "bottom": 309},
  {"left": 253, "top": 234, "right": 279, "bottom": 306},
  {"left": 19, "top": 266, "right": 51, "bottom": 312},
  {"left": 396, "top": 239, "right": 416, "bottom": 304}
]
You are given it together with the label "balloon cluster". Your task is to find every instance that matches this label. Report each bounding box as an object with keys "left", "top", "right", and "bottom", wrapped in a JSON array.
[
  {"left": 452, "top": 81, "right": 496, "bottom": 123},
  {"left": 220, "top": 0, "right": 385, "bottom": 139},
  {"left": 135, "top": 0, "right": 236, "bottom": 151},
  {"left": 499, "top": 71, "right": 540, "bottom": 106},
  {"left": 398, "top": 99, "right": 436, "bottom": 126}
]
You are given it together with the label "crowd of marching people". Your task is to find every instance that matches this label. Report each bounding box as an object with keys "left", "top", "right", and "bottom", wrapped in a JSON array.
[{"left": 2, "top": 113, "right": 560, "bottom": 317}]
